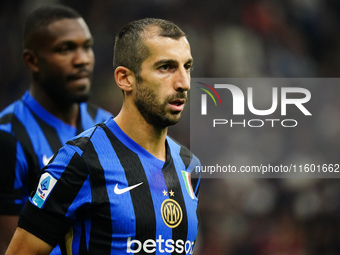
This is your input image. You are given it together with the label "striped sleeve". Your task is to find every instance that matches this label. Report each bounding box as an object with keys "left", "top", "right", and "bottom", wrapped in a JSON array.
[
  {"left": 18, "top": 141, "right": 90, "bottom": 247},
  {"left": 0, "top": 131, "right": 22, "bottom": 214}
]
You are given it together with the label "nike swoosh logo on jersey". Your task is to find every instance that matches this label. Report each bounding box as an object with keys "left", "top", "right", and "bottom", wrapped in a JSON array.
[
  {"left": 114, "top": 182, "right": 143, "bottom": 195},
  {"left": 42, "top": 155, "right": 53, "bottom": 166}
]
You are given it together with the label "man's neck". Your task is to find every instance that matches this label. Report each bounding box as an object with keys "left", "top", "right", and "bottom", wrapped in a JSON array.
[
  {"left": 114, "top": 108, "right": 168, "bottom": 162},
  {"left": 30, "top": 88, "right": 80, "bottom": 127}
]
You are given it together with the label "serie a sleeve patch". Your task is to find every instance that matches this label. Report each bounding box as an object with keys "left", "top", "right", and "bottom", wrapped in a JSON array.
[{"left": 31, "top": 172, "right": 57, "bottom": 208}]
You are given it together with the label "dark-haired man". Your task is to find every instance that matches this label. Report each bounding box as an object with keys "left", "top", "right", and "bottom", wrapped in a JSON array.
[
  {"left": 0, "top": 4, "right": 112, "bottom": 253},
  {"left": 6, "top": 18, "right": 200, "bottom": 254}
]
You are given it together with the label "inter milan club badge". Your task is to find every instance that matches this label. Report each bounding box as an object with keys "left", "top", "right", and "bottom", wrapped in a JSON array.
[{"left": 161, "top": 198, "right": 183, "bottom": 228}]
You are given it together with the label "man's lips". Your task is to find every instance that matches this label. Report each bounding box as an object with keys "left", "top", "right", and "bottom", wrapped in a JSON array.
[
  {"left": 68, "top": 71, "right": 91, "bottom": 81},
  {"left": 168, "top": 98, "right": 186, "bottom": 111}
]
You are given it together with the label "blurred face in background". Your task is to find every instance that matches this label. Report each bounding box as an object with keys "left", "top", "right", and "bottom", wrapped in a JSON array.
[{"left": 29, "top": 18, "right": 94, "bottom": 104}]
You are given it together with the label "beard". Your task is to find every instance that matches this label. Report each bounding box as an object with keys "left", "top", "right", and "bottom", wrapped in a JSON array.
[
  {"left": 134, "top": 81, "right": 187, "bottom": 129},
  {"left": 39, "top": 74, "right": 91, "bottom": 105}
]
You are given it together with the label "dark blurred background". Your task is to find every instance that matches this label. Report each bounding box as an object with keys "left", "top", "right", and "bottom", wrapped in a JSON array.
[{"left": 1, "top": 0, "right": 340, "bottom": 254}]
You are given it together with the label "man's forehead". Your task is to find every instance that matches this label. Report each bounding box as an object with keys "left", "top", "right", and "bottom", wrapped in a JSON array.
[
  {"left": 142, "top": 36, "right": 192, "bottom": 67},
  {"left": 144, "top": 35, "right": 190, "bottom": 53},
  {"left": 29, "top": 18, "right": 92, "bottom": 51},
  {"left": 45, "top": 18, "right": 90, "bottom": 37}
]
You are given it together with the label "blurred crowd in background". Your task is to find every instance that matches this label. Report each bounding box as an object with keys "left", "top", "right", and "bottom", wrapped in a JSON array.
[{"left": 1, "top": 0, "right": 340, "bottom": 254}]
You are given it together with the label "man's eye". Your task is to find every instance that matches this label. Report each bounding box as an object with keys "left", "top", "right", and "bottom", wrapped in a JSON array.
[
  {"left": 185, "top": 63, "right": 193, "bottom": 71},
  {"left": 159, "top": 64, "right": 170, "bottom": 71},
  {"left": 56, "top": 46, "right": 71, "bottom": 54},
  {"left": 56, "top": 44, "right": 76, "bottom": 54},
  {"left": 84, "top": 44, "right": 93, "bottom": 51}
]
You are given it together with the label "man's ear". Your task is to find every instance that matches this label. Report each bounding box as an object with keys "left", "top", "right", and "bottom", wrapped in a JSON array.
[
  {"left": 23, "top": 49, "right": 39, "bottom": 72},
  {"left": 114, "top": 66, "right": 135, "bottom": 92}
]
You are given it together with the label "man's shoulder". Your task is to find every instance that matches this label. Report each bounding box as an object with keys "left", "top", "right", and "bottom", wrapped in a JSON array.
[
  {"left": 0, "top": 100, "right": 31, "bottom": 155},
  {"left": 167, "top": 136, "right": 191, "bottom": 154},
  {"left": 0, "top": 99, "right": 25, "bottom": 122},
  {"left": 66, "top": 122, "right": 109, "bottom": 151},
  {"left": 80, "top": 102, "right": 112, "bottom": 122},
  {"left": 167, "top": 136, "right": 200, "bottom": 165},
  {"left": 0, "top": 99, "right": 31, "bottom": 137}
]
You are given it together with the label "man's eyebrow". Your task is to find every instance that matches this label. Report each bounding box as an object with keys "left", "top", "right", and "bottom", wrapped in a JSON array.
[
  {"left": 57, "top": 37, "right": 94, "bottom": 45},
  {"left": 187, "top": 58, "right": 194, "bottom": 65},
  {"left": 153, "top": 58, "right": 194, "bottom": 67},
  {"left": 153, "top": 59, "right": 177, "bottom": 67},
  {"left": 85, "top": 37, "right": 94, "bottom": 44}
]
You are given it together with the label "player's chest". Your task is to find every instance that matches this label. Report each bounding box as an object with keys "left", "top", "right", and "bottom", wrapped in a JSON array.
[{"left": 92, "top": 162, "right": 198, "bottom": 235}]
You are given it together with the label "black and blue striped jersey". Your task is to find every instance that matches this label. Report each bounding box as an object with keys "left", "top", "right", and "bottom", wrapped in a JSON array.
[
  {"left": 0, "top": 90, "right": 112, "bottom": 215},
  {"left": 19, "top": 118, "right": 201, "bottom": 254}
]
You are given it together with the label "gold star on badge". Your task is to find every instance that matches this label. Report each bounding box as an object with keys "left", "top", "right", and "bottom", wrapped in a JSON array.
[
  {"left": 163, "top": 190, "right": 168, "bottom": 196},
  {"left": 169, "top": 190, "right": 175, "bottom": 197}
]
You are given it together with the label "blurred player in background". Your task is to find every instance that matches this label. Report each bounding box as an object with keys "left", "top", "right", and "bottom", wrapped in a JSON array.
[
  {"left": 5, "top": 17, "right": 200, "bottom": 254},
  {"left": 0, "top": 4, "right": 112, "bottom": 253}
]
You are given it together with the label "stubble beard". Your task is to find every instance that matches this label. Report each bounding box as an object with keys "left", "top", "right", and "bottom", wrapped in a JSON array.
[
  {"left": 40, "top": 76, "right": 91, "bottom": 106},
  {"left": 134, "top": 82, "right": 186, "bottom": 129}
]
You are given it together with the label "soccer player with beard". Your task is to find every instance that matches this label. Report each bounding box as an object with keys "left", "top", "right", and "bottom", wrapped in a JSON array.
[
  {"left": 0, "top": 4, "right": 112, "bottom": 253},
  {"left": 5, "top": 18, "right": 200, "bottom": 255}
]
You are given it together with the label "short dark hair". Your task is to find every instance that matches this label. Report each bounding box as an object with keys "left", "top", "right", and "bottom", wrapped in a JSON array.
[
  {"left": 113, "top": 18, "right": 186, "bottom": 81},
  {"left": 23, "top": 4, "right": 82, "bottom": 49}
]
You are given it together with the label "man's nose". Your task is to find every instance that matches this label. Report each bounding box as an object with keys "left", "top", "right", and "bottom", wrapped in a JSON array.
[
  {"left": 174, "top": 66, "right": 190, "bottom": 91},
  {"left": 73, "top": 48, "right": 93, "bottom": 66}
]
